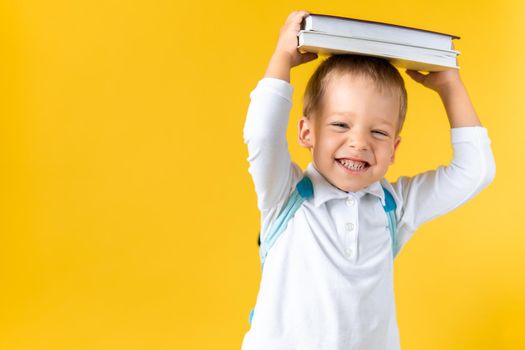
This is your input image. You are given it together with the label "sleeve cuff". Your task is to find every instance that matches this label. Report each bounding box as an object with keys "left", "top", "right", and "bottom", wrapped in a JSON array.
[
  {"left": 451, "top": 126, "right": 490, "bottom": 143},
  {"left": 253, "top": 77, "right": 294, "bottom": 101}
]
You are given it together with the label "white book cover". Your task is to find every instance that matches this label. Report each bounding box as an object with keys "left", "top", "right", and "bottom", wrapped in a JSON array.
[
  {"left": 297, "top": 30, "right": 460, "bottom": 72},
  {"left": 302, "top": 14, "right": 460, "bottom": 52}
]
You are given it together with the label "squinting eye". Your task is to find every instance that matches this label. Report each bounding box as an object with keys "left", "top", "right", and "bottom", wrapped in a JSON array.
[
  {"left": 372, "top": 130, "right": 388, "bottom": 136},
  {"left": 332, "top": 123, "right": 347, "bottom": 128}
]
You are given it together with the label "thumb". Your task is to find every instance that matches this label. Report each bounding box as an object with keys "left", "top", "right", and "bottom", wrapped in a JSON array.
[
  {"left": 405, "top": 69, "right": 427, "bottom": 84},
  {"left": 301, "top": 52, "right": 318, "bottom": 64}
]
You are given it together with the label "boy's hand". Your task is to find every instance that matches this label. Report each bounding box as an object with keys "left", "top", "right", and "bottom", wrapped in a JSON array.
[
  {"left": 405, "top": 42, "right": 463, "bottom": 96},
  {"left": 405, "top": 45, "right": 482, "bottom": 128},
  {"left": 264, "top": 10, "right": 318, "bottom": 82},
  {"left": 405, "top": 68, "right": 462, "bottom": 96},
  {"left": 274, "top": 10, "right": 318, "bottom": 68}
]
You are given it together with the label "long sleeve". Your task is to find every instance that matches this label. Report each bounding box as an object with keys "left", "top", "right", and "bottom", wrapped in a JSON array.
[
  {"left": 243, "top": 77, "right": 303, "bottom": 213},
  {"left": 391, "top": 126, "right": 496, "bottom": 250}
]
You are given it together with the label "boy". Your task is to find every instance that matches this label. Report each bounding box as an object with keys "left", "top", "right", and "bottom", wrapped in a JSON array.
[{"left": 242, "top": 10, "right": 496, "bottom": 350}]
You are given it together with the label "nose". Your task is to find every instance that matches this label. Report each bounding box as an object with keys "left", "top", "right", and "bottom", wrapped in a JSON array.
[{"left": 347, "top": 128, "right": 370, "bottom": 150}]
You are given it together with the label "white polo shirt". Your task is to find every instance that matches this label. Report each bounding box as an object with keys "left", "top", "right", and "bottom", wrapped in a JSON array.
[{"left": 241, "top": 78, "right": 496, "bottom": 350}]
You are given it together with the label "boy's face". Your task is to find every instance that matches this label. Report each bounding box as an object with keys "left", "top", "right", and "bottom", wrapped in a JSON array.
[{"left": 298, "top": 73, "right": 402, "bottom": 193}]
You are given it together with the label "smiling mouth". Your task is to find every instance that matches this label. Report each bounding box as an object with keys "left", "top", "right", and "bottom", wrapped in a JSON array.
[{"left": 336, "top": 158, "right": 370, "bottom": 172}]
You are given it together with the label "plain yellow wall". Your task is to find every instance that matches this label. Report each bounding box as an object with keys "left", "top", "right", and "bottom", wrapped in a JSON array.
[{"left": 0, "top": 0, "right": 523, "bottom": 349}]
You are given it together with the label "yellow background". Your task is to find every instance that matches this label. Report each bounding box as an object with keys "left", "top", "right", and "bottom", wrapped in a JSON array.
[{"left": 1, "top": 0, "right": 523, "bottom": 349}]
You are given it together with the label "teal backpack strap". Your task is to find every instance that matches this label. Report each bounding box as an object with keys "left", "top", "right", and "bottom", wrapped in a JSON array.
[
  {"left": 259, "top": 175, "right": 313, "bottom": 269},
  {"left": 381, "top": 185, "right": 399, "bottom": 258},
  {"left": 249, "top": 175, "right": 313, "bottom": 324}
]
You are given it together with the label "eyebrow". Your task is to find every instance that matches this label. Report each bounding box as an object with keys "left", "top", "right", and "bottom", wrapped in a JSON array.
[{"left": 329, "top": 111, "right": 395, "bottom": 127}]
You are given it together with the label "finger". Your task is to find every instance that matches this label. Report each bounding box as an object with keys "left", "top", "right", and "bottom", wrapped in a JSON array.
[
  {"left": 290, "top": 10, "right": 310, "bottom": 24},
  {"left": 287, "top": 10, "right": 309, "bottom": 22},
  {"left": 296, "top": 10, "right": 310, "bottom": 17},
  {"left": 405, "top": 69, "right": 425, "bottom": 84},
  {"left": 285, "top": 11, "right": 300, "bottom": 24},
  {"left": 300, "top": 52, "right": 318, "bottom": 64}
]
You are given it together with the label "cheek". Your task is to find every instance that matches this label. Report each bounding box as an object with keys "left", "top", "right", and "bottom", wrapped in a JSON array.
[
  {"left": 377, "top": 144, "right": 395, "bottom": 161},
  {"left": 319, "top": 133, "right": 343, "bottom": 153},
  {"left": 325, "top": 134, "right": 340, "bottom": 145},
  {"left": 313, "top": 134, "right": 340, "bottom": 163}
]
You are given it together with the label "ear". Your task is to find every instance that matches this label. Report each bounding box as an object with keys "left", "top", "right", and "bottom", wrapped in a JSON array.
[
  {"left": 390, "top": 135, "right": 401, "bottom": 164},
  {"left": 298, "top": 116, "right": 314, "bottom": 148}
]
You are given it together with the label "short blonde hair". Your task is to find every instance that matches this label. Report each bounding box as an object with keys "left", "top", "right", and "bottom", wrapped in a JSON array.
[{"left": 303, "top": 54, "right": 408, "bottom": 136}]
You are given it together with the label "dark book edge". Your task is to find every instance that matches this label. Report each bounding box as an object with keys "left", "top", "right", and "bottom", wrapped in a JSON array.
[{"left": 303, "top": 13, "right": 461, "bottom": 40}]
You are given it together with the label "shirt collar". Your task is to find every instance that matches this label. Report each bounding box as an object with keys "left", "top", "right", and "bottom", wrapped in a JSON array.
[{"left": 304, "top": 162, "right": 385, "bottom": 207}]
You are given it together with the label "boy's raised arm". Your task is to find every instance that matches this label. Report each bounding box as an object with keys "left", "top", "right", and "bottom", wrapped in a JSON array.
[
  {"left": 405, "top": 53, "right": 481, "bottom": 128},
  {"left": 243, "top": 11, "right": 318, "bottom": 213},
  {"left": 392, "top": 65, "right": 496, "bottom": 250}
]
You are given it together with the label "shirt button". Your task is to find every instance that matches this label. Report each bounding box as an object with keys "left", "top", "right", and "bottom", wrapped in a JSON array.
[
  {"left": 344, "top": 248, "right": 353, "bottom": 258},
  {"left": 345, "top": 197, "right": 356, "bottom": 206},
  {"left": 345, "top": 222, "right": 354, "bottom": 232}
]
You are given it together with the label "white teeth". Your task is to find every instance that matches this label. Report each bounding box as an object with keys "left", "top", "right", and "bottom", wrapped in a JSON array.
[{"left": 339, "top": 159, "right": 367, "bottom": 170}]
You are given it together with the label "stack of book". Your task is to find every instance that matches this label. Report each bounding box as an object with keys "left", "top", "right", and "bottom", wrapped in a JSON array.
[{"left": 297, "top": 13, "right": 460, "bottom": 72}]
